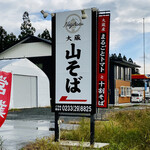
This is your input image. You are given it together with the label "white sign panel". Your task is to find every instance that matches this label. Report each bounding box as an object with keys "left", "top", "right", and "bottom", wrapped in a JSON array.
[{"left": 54, "top": 9, "right": 94, "bottom": 113}]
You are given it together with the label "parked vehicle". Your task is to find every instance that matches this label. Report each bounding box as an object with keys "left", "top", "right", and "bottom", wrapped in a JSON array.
[
  {"left": 131, "top": 92, "right": 143, "bottom": 103},
  {"left": 145, "top": 93, "right": 150, "bottom": 101}
]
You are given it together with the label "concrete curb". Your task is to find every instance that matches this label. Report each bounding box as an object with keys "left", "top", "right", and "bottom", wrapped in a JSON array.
[{"left": 59, "top": 140, "right": 109, "bottom": 149}]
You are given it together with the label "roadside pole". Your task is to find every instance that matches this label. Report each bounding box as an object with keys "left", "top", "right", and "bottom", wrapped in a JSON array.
[
  {"left": 55, "top": 112, "right": 59, "bottom": 142},
  {"left": 90, "top": 113, "right": 95, "bottom": 145}
]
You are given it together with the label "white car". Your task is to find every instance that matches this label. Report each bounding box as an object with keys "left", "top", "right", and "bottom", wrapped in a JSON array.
[
  {"left": 145, "top": 93, "right": 150, "bottom": 101},
  {"left": 131, "top": 93, "right": 143, "bottom": 103}
]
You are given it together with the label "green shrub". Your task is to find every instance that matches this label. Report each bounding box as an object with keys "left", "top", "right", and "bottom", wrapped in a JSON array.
[
  {"left": 22, "top": 109, "right": 150, "bottom": 150},
  {"left": 61, "top": 118, "right": 90, "bottom": 141},
  {"left": 62, "top": 109, "right": 150, "bottom": 150},
  {"left": 21, "top": 137, "right": 63, "bottom": 150}
]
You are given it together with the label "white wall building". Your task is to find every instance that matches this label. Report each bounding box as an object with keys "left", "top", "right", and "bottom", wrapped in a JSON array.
[
  {"left": 0, "top": 35, "right": 52, "bottom": 59},
  {"left": 0, "top": 58, "right": 50, "bottom": 109}
]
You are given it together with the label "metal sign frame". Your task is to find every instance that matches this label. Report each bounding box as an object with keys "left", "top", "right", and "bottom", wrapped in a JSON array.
[
  {"left": 51, "top": 8, "right": 111, "bottom": 145},
  {"left": 51, "top": 8, "right": 97, "bottom": 114}
]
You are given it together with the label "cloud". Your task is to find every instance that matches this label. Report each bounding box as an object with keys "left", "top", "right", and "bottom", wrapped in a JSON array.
[
  {"left": 135, "top": 58, "right": 150, "bottom": 75},
  {"left": 0, "top": 0, "right": 150, "bottom": 74},
  {"left": 32, "top": 20, "right": 52, "bottom": 36}
]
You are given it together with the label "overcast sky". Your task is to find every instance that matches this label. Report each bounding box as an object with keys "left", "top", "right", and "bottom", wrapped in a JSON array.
[{"left": 0, "top": 0, "right": 150, "bottom": 74}]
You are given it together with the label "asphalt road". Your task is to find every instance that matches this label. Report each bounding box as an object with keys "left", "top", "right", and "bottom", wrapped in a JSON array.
[
  {"left": 0, "top": 107, "right": 79, "bottom": 150},
  {"left": 7, "top": 107, "right": 54, "bottom": 121}
]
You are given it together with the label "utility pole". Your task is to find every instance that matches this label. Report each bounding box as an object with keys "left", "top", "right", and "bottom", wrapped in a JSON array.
[{"left": 143, "top": 18, "right": 146, "bottom": 103}]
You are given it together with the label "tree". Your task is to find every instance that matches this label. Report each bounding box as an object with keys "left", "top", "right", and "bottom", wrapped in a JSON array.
[
  {"left": 5, "top": 33, "right": 17, "bottom": 49},
  {"left": 38, "top": 29, "right": 51, "bottom": 41},
  {"left": 18, "top": 11, "right": 36, "bottom": 40},
  {"left": 132, "top": 68, "right": 140, "bottom": 74},
  {"left": 0, "top": 26, "right": 17, "bottom": 52},
  {"left": 110, "top": 53, "right": 117, "bottom": 59},
  {"left": 0, "top": 26, "right": 8, "bottom": 52},
  {"left": 123, "top": 55, "right": 127, "bottom": 61},
  {"left": 128, "top": 58, "right": 133, "bottom": 63},
  {"left": 118, "top": 53, "right": 122, "bottom": 60}
]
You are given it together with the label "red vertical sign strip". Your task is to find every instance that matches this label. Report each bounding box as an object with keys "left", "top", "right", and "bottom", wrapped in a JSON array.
[
  {"left": 0, "top": 71, "right": 12, "bottom": 127},
  {"left": 97, "top": 14, "right": 110, "bottom": 108}
]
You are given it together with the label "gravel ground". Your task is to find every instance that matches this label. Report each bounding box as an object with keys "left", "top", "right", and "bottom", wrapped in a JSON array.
[
  {"left": 7, "top": 107, "right": 82, "bottom": 123},
  {"left": 7, "top": 107, "right": 55, "bottom": 121},
  {"left": 7, "top": 104, "right": 150, "bottom": 121}
]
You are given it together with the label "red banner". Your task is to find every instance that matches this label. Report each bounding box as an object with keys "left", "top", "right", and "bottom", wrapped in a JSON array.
[
  {"left": 97, "top": 14, "right": 110, "bottom": 108},
  {"left": 0, "top": 71, "right": 12, "bottom": 127}
]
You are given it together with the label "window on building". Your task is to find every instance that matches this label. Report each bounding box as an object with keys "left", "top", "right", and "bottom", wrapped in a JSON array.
[
  {"left": 126, "top": 87, "right": 131, "bottom": 97},
  {"left": 129, "top": 68, "right": 131, "bottom": 80},
  {"left": 115, "top": 66, "right": 118, "bottom": 79},
  {"left": 116, "top": 66, "right": 131, "bottom": 81},
  {"left": 125, "top": 68, "right": 131, "bottom": 81},
  {"left": 125, "top": 68, "right": 128, "bottom": 80},
  {"left": 120, "top": 86, "right": 125, "bottom": 97},
  {"left": 116, "top": 66, "right": 121, "bottom": 80},
  {"left": 120, "top": 86, "right": 131, "bottom": 97},
  {"left": 116, "top": 66, "right": 118, "bottom": 79},
  {"left": 121, "top": 67, "right": 124, "bottom": 80}
]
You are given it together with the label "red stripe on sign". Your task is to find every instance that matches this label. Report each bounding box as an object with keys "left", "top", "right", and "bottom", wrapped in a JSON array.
[{"left": 59, "top": 96, "right": 87, "bottom": 102}]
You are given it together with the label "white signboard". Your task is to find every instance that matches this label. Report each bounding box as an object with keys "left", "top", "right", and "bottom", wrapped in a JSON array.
[{"left": 53, "top": 8, "right": 96, "bottom": 113}]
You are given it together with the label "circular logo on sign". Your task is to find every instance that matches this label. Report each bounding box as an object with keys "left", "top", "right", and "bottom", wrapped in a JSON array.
[{"left": 63, "top": 14, "right": 83, "bottom": 33}]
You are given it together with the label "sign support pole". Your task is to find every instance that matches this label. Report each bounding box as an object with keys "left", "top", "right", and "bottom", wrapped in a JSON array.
[
  {"left": 55, "top": 112, "right": 59, "bottom": 142},
  {"left": 90, "top": 113, "right": 95, "bottom": 145}
]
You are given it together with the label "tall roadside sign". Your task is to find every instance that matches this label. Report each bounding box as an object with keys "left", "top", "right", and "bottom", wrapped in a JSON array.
[
  {"left": 51, "top": 8, "right": 110, "bottom": 144},
  {"left": 0, "top": 71, "right": 12, "bottom": 127},
  {"left": 51, "top": 8, "right": 97, "bottom": 114},
  {"left": 97, "top": 11, "right": 110, "bottom": 108}
]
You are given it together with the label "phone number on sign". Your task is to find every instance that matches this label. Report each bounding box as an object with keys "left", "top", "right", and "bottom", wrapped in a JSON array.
[{"left": 55, "top": 105, "right": 92, "bottom": 112}]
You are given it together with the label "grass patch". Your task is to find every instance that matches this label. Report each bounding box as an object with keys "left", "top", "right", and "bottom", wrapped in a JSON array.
[
  {"left": 22, "top": 109, "right": 150, "bottom": 150},
  {"left": 20, "top": 137, "right": 62, "bottom": 150},
  {"left": 21, "top": 137, "right": 94, "bottom": 150},
  {"left": 61, "top": 109, "right": 150, "bottom": 150},
  {"left": 9, "top": 108, "right": 22, "bottom": 112}
]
